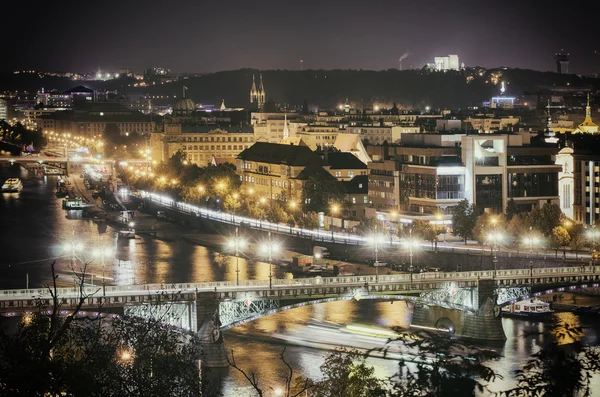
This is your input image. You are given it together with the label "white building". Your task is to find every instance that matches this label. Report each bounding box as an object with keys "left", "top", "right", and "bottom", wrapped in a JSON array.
[
  {"left": 0, "top": 99, "right": 7, "bottom": 121},
  {"left": 434, "top": 55, "right": 460, "bottom": 71}
]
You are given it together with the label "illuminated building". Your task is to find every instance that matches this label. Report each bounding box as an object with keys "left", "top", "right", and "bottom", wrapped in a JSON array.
[
  {"left": 572, "top": 95, "right": 598, "bottom": 134},
  {"left": 0, "top": 99, "right": 7, "bottom": 121},
  {"left": 249, "top": 74, "right": 266, "bottom": 110},
  {"left": 433, "top": 54, "right": 460, "bottom": 71},
  {"left": 151, "top": 125, "right": 254, "bottom": 166},
  {"left": 367, "top": 133, "right": 560, "bottom": 219},
  {"left": 555, "top": 143, "right": 600, "bottom": 225}
]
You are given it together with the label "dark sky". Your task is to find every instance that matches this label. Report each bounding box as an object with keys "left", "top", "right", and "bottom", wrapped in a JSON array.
[{"left": 4, "top": 0, "right": 599, "bottom": 74}]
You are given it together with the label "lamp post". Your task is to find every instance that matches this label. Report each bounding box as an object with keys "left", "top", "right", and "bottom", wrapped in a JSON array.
[
  {"left": 372, "top": 233, "right": 380, "bottom": 283},
  {"left": 232, "top": 192, "right": 239, "bottom": 223},
  {"left": 262, "top": 232, "right": 280, "bottom": 290},
  {"left": 228, "top": 227, "right": 246, "bottom": 286},
  {"left": 488, "top": 217, "right": 501, "bottom": 278},
  {"left": 93, "top": 245, "right": 113, "bottom": 297},
  {"left": 288, "top": 201, "right": 297, "bottom": 233},
  {"left": 524, "top": 236, "right": 539, "bottom": 284},
  {"left": 563, "top": 220, "right": 572, "bottom": 259},
  {"left": 330, "top": 204, "right": 339, "bottom": 241},
  {"left": 587, "top": 225, "right": 599, "bottom": 271},
  {"left": 389, "top": 211, "right": 397, "bottom": 246},
  {"left": 407, "top": 228, "right": 415, "bottom": 283}
]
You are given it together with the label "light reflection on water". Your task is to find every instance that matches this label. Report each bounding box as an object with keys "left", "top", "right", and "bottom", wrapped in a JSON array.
[{"left": 3, "top": 168, "right": 600, "bottom": 395}]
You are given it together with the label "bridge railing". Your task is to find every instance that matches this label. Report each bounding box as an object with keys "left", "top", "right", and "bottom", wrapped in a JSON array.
[{"left": 0, "top": 266, "right": 594, "bottom": 301}]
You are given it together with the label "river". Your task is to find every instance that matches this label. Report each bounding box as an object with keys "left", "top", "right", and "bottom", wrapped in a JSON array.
[{"left": 2, "top": 166, "right": 600, "bottom": 396}]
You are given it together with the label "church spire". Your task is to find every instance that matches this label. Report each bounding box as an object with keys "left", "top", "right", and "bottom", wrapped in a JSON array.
[
  {"left": 220, "top": 99, "right": 226, "bottom": 111},
  {"left": 586, "top": 93, "right": 592, "bottom": 120},
  {"left": 250, "top": 75, "right": 258, "bottom": 103},
  {"left": 283, "top": 108, "right": 289, "bottom": 140}
]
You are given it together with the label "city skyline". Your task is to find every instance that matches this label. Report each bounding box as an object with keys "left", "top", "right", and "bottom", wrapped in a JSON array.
[{"left": 3, "top": 0, "right": 599, "bottom": 74}]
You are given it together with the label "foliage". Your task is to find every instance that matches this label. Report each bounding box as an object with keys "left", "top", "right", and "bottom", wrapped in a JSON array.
[
  {"left": 356, "top": 217, "right": 381, "bottom": 235},
  {"left": 472, "top": 213, "right": 506, "bottom": 245},
  {"left": 299, "top": 211, "right": 320, "bottom": 229},
  {"left": 388, "top": 329, "right": 500, "bottom": 396},
  {"left": 530, "top": 203, "right": 564, "bottom": 237},
  {"left": 550, "top": 226, "right": 570, "bottom": 257},
  {"left": 132, "top": 151, "right": 239, "bottom": 203},
  {"left": 0, "top": 262, "right": 202, "bottom": 397},
  {"left": 310, "top": 348, "right": 387, "bottom": 397},
  {"left": 502, "top": 319, "right": 600, "bottom": 397},
  {"left": 506, "top": 215, "right": 532, "bottom": 247},
  {"left": 0, "top": 120, "right": 46, "bottom": 149},
  {"left": 505, "top": 198, "right": 520, "bottom": 221},
  {"left": 301, "top": 175, "right": 346, "bottom": 213},
  {"left": 227, "top": 347, "right": 310, "bottom": 397},
  {"left": 267, "top": 203, "right": 288, "bottom": 224},
  {"left": 407, "top": 220, "right": 437, "bottom": 244},
  {"left": 224, "top": 194, "right": 242, "bottom": 215},
  {"left": 568, "top": 223, "right": 586, "bottom": 258},
  {"left": 247, "top": 202, "right": 266, "bottom": 221},
  {"left": 451, "top": 199, "right": 478, "bottom": 244}
]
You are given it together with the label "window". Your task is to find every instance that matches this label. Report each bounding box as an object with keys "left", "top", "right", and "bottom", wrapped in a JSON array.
[
  {"left": 358, "top": 183, "right": 363, "bottom": 188},
  {"left": 352, "top": 197, "right": 356, "bottom": 204}
]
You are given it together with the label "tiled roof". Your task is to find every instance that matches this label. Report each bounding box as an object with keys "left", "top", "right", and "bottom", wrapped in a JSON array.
[
  {"left": 341, "top": 175, "right": 368, "bottom": 194},
  {"left": 238, "top": 142, "right": 324, "bottom": 166},
  {"left": 327, "top": 152, "right": 367, "bottom": 169}
]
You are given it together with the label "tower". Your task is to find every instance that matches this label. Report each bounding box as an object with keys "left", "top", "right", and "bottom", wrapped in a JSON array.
[
  {"left": 258, "top": 74, "right": 266, "bottom": 108},
  {"left": 250, "top": 74, "right": 266, "bottom": 111},
  {"left": 555, "top": 51, "right": 569, "bottom": 74},
  {"left": 283, "top": 110, "right": 289, "bottom": 140},
  {"left": 250, "top": 75, "right": 258, "bottom": 103}
]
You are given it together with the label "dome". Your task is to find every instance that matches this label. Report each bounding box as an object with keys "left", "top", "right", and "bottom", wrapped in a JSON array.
[{"left": 173, "top": 98, "right": 196, "bottom": 114}]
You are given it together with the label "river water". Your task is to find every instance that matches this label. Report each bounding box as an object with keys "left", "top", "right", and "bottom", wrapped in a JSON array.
[{"left": 2, "top": 166, "right": 600, "bottom": 396}]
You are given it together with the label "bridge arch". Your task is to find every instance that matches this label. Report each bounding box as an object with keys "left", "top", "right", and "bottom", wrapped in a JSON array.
[
  {"left": 497, "top": 282, "right": 600, "bottom": 307},
  {"left": 219, "top": 293, "right": 476, "bottom": 331}
]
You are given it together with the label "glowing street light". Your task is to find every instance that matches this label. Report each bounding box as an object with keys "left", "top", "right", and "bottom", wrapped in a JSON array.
[
  {"left": 523, "top": 236, "right": 540, "bottom": 282},
  {"left": 260, "top": 232, "right": 281, "bottom": 290},
  {"left": 119, "top": 348, "right": 134, "bottom": 363},
  {"left": 228, "top": 227, "right": 247, "bottom": 286},
  {"left": 369, "top": 234, "right": 386, "bottom": 282},
  {"left": 488, "top": 229, "right": 503, "bottom": 278},
  {"left": 330, "top": 204, "right": 339, "bottom": 241},
  {"left": 92, "top": 245, "right": 113, "bottom": 296}
]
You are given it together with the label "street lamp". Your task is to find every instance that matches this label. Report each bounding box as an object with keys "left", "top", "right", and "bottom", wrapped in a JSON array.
[
  {"left": 288, "top": 201, "right": 297, "bottom": 232},
  {"left": 330, "top": 204, "right": 339, "bottom": 241},
  {"left": 563, "top": 220, "right": 572, "bottom": 259},
  {"left": 227, "top": 227, "right": 247, "bottom": 286},
  {"left": 369, "top": 233, "right": 385, "bottom": 282},
  {"left": 261, "top": 232, "right": 280, "bottom": 290},
  {"left": 523, "top": 236, "right": 539, "bottom": 283},
  {"left": 404, "top": 228, "right": 416, "bottom": 283},
  {"left": 488, "top": 229, "right": 502, "bottom": 278},
  {"left": 587, "top": 225, "right": 600, "bottom": 270},
  {"left": 92, "top": 245, "right": 113, "bottom": 296}
]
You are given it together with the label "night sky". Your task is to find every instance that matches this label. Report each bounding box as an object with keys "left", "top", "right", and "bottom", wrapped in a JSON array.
[{"left": 4, "top": 0, "right": 598, "bottom": 74}]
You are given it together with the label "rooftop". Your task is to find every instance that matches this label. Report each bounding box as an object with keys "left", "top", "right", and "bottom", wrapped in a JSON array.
[
  {"left": 326, "top": 152, "right": 367, "bottom": 169},
  {"left": 238, "top": 142, "right": 324, "bottom": 166}
]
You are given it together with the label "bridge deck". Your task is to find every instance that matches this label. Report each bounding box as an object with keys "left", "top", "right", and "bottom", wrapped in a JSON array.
[{"left": 0, "top": 266, "right": 597, "bottom": 312}]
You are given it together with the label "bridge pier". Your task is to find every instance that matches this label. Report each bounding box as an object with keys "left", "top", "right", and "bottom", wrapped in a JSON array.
[
  {"left": 194, "top": 293, "right": 228, "bottom": 368},
  {"left": 411, "top": 279, "right": 505, "bottom": 341}
]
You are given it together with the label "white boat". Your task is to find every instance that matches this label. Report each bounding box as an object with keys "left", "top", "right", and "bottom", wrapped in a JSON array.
[
  {"left": 62, "top": 196, "right": 85, "bottom": 209},
  {"left": 2, "top": 178, "right": 23, "bottom": 192},
  {"left": 502, "top": 299, "right": 553, "bottom": 318},
  {"left": 118, "top": 228, "right": 136, "bottom": 239}
]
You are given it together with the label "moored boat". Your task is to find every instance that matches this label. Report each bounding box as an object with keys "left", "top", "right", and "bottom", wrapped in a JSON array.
[
  {"left": 2, "top": 178, "right": 23, "bottom": 193},
  {"left": 62, "top": 196, "right": 85, "bottom": 209},
  {"left": 502, "top": 299, "right": 553, "bottom": 318}
]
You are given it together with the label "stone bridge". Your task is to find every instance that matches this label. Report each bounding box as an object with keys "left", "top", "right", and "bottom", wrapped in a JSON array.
[{"left": 0, "top": 266, "right": 598, "bottom": 367}]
